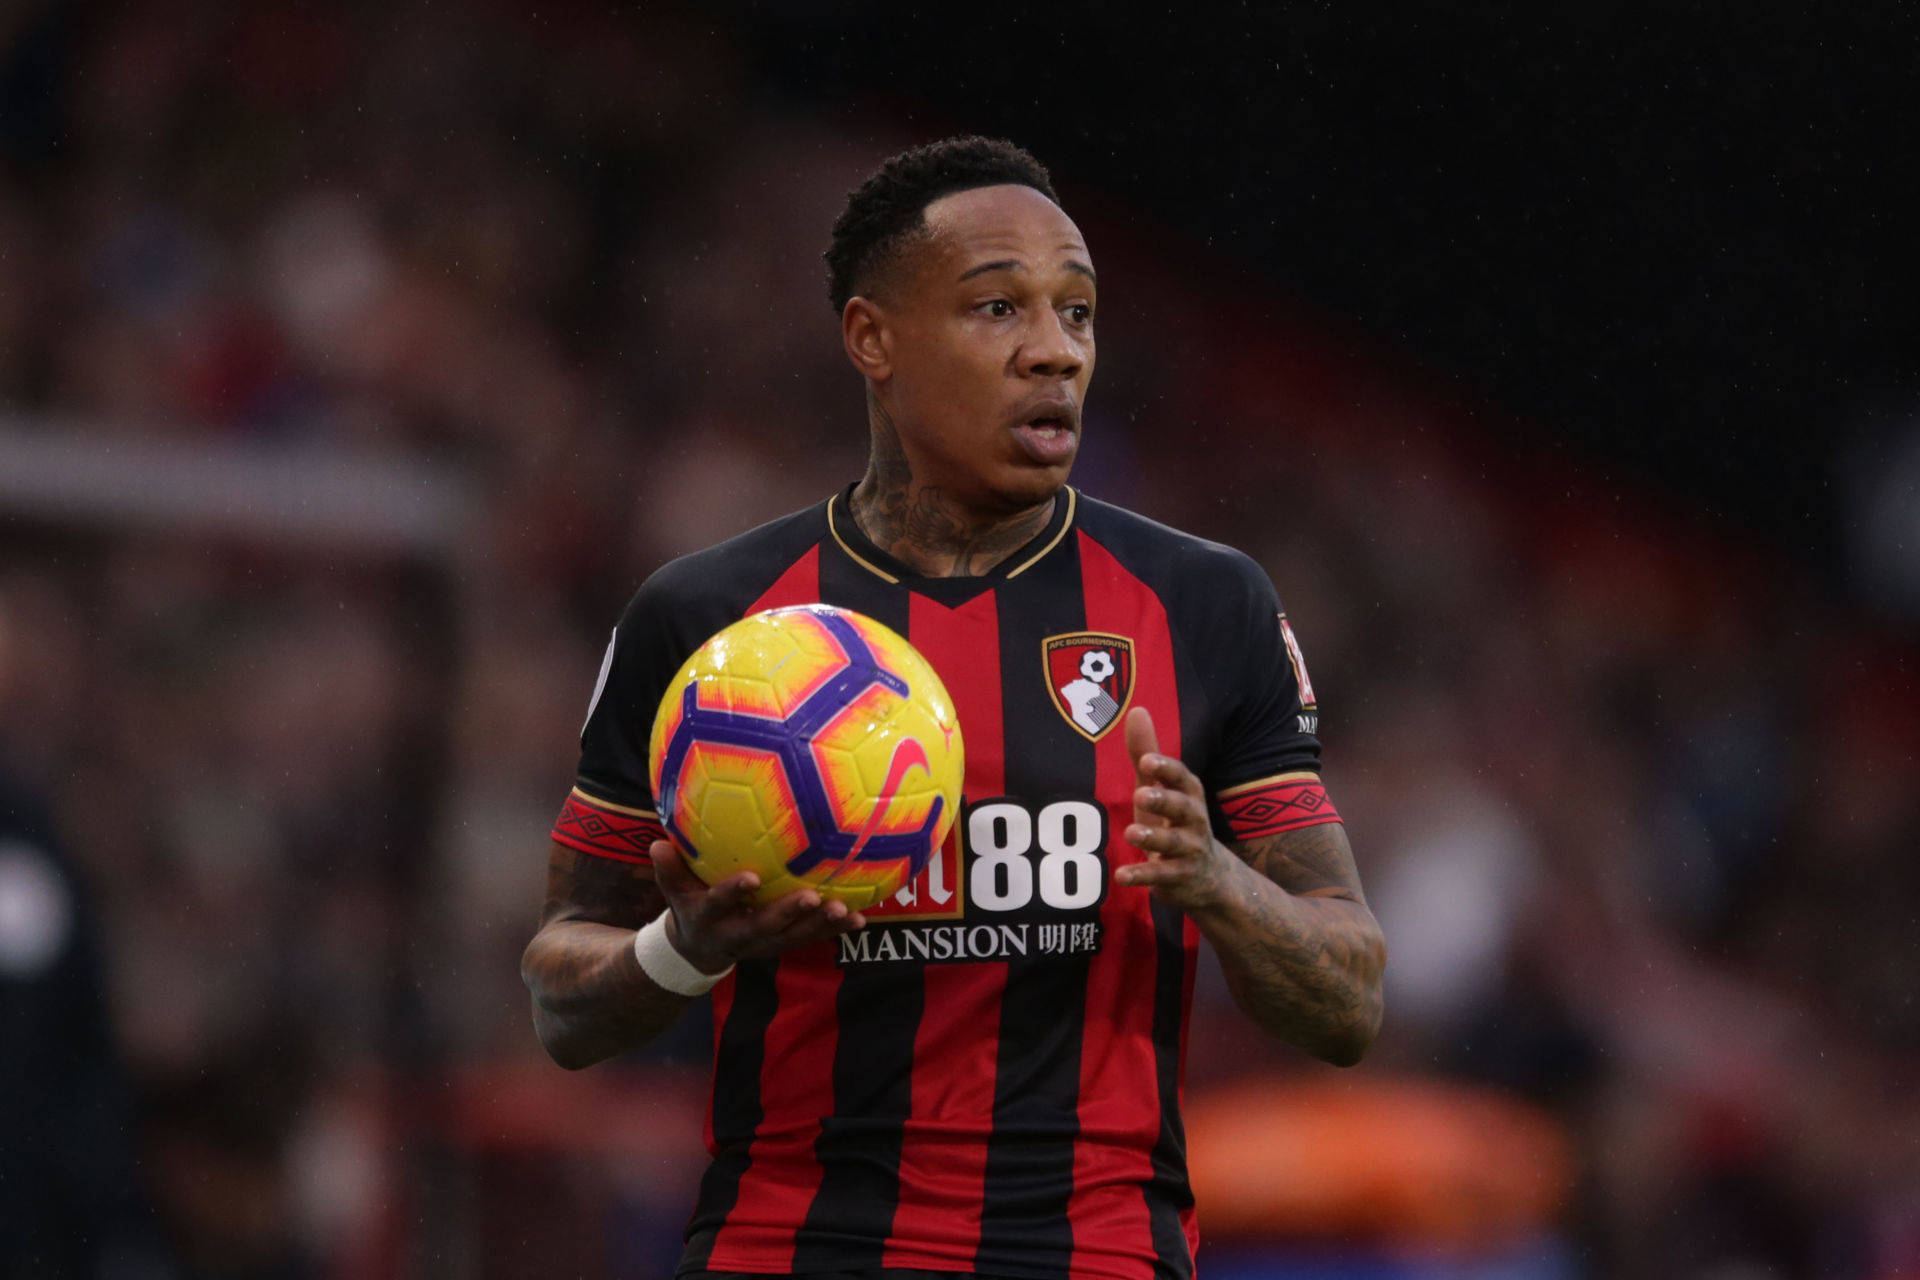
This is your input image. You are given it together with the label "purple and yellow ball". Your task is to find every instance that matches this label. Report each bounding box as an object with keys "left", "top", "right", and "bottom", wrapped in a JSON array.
[{"left": 647, "top": 604, "right": 964, "bottom": 908}]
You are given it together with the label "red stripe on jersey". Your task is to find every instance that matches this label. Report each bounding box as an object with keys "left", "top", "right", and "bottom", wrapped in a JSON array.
[
  {"left": 746, "top": 545, "right": 822, "bottom": 616},
  {"left": 550, "top": 791, "right": 665, "bottom": 864},
  {"left": 706, "top": 958, "right": 845, "bottom": 1271},
  {"left": 880, "top": 589, "right": 1008, "bottom": 1271},
  {"left": 704, "top": 545, "right": 827, "bottom": 1271},
  {"left": 1073, "top": 531, "right": 1195, "bottom": 1279},
  {"left": 1220, "top": 776, "right": 1341, "bottom": 839}
]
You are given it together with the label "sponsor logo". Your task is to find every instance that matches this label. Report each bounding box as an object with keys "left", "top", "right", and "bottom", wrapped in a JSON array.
[
  {"left": 839, "top": 797, "right": 1111, "bottom": 965},
  {"left": 1042, "top": 631, "right": 1135, "bottom": 741},
  {"left": 837, "top": 920, "right": 1104, "bottom": 966},
  {"left": 861, "top": 821, "right": 964, "bottom": 922}
]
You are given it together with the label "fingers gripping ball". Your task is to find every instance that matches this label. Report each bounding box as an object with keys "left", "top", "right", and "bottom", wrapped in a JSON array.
[{"left": 648, "top": 605, "right": 964, "bottom": 909}]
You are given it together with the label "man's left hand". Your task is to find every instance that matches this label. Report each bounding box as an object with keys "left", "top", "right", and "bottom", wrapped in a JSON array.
[{"left": 1115, "top": 706, "right": 1236, "bottom": 912}]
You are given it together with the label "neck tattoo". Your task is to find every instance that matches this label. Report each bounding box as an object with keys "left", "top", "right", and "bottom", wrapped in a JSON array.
[{"left": 850, "top": 395, "right": 1056, "bottom": 578}]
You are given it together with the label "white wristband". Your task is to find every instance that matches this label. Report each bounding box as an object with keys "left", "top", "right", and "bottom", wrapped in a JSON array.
[{"left": 633, "top": 913, "right": 731, "bottom": 996}]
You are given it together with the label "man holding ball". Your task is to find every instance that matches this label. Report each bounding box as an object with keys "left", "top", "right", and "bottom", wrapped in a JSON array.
[{"left": 523, "top": 136, "right": 1385, "bottom": 1280}]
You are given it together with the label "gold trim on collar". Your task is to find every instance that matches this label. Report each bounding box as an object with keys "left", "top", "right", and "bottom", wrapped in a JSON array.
[
  {"left": 827, "top": 493, "right": 902, "bottom": 584},
  {"left": 829, "top": 487, "right": 1075, "bottom": 583},
  {"left": 1005, "top": 487, "right": 1077, "bottom": 579}
]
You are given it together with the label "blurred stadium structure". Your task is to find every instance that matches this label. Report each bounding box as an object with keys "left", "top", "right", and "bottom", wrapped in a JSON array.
[{"left": 2, "top": 3, "right": 1917, "bottom": 1279}]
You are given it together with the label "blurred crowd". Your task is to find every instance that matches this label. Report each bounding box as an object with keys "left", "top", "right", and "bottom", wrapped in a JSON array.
[{"left": 2, "top": 3, "right": 1916, "bottom": 1279}]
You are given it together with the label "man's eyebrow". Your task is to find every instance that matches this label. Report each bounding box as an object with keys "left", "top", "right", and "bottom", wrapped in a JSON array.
[
  {"left": 956, "top": 258, "right": 1098, "bottom": 284},
  {"left": 958, "top": 259, "right": 1021, "bottom": 282}
]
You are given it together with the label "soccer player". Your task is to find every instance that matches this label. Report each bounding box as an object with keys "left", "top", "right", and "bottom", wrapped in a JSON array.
[{"left": 523, "top": 137, "right": 1386, "bottom": 1279}]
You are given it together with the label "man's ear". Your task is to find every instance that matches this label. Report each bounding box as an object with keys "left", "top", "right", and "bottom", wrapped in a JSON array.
[{"left": 841, "top": 297, "right": 892, "bottom": 382}]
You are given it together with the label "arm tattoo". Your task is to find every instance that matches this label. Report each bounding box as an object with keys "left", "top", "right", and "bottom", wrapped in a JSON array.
[
  {"left": 1199, "top": 822, "right": 1386, "bottom": 1064},
  {"left": 540, "top": 845, "right": 663, "bottom": 930},
  {"left": 522, "top": 843, "right": 694, "bottom": 1069},
  {"left": 1242, "top": 820, "right": 1366, "bottom": 901}
]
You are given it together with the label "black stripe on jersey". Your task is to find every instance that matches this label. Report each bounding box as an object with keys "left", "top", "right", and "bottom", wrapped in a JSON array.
[
  {"left": 1133, "top": 542, "right": 1211, "bottom": 1278},
  {"left": 974, "top": 535, "right": 1094, "bottom": 1278},
  {"left": 1144, "top": 897, "right": 1196, "bottom": 1278},
  {"left": 682, "top": 961, "right": 780, "bottom": 1271},
  {"left": 790, "top": 552, "right": 926, "bottom": 1270}
]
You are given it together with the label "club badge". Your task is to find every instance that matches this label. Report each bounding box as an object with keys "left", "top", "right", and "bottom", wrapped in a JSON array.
[{"left": 1043, "top": 632, "right": 1136, "bottom": 741}]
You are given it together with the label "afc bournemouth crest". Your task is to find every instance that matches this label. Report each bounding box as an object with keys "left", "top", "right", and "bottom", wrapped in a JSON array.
[{"left": 1043, "top": 632, "right": 1135, "bottom": 741}]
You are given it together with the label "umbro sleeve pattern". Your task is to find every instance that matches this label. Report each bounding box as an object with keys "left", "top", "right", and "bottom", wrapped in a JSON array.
[
  {"left": 550, "top": 788, "right": 667, "bottom": 865},
  {"left": 1217, "top": 772, "right": 1342, "bottom": 841}
]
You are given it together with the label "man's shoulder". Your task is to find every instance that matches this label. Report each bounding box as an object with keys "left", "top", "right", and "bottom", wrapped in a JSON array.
[
  {"left": 1074, "top": 491, "right": 1270, "bottom": 597},
  {"left": 632, "top": 498, "right": 831, "bottom": 616}
]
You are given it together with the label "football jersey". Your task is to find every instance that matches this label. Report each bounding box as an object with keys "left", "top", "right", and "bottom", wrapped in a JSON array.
[{"left": 552, "top": 487, "right": 1334, "bottom": 1280}]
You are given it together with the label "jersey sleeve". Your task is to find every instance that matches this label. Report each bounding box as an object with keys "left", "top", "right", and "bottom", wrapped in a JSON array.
[
  {"left": 550, "top": 579, "right": 687, "bottom": 865},
  {"left": 1200, "top": 556, "right": 1341, "bottom": 843}
]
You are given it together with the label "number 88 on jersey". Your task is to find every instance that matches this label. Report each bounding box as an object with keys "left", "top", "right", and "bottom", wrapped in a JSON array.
[{"left": 648, "top": 604, "right": 965, "bottom": 909}]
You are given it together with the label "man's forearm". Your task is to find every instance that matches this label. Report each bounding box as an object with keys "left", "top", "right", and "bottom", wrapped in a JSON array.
[
  {"left": 1191, "top": 855, "right": 1385, "bottom": 1066},
  {"left": 522, "top": 919, "right": 692, "bottom": 1069}
]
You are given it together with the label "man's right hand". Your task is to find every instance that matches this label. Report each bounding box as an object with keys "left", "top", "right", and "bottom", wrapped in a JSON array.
[{"left": 651, "top": 839, "right": 868, "bottom": 975}]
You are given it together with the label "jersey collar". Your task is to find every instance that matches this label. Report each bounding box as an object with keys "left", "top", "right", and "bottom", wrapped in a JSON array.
[{"left": 827, "top": 484, "right": 1078, "bottom": 587}]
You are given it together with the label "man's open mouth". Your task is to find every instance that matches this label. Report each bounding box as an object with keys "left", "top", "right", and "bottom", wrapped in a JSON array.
[{"left": 1012, "top": 409, "right": 1079, "bottom": 464}]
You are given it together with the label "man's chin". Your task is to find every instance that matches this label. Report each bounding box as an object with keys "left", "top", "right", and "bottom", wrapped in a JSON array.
[{"left": 990, "top": 462, "right": 1072, "bottom": 513}]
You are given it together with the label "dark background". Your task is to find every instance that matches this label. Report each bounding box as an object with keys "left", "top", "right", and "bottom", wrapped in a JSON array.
[
  {"left": 736, "top": 2, "right": 1917, "bottom": 573},
  {"left": 9, "top": 2, "right": 1915, "bottom": 566}
]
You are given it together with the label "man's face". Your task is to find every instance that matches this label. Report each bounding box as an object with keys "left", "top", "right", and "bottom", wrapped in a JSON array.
[{"left": 871, "top": 184, "right": 1096, "bottom": 513}]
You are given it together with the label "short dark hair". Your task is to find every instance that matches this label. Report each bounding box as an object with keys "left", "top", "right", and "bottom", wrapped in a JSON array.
[{"left": 825, "top": 136, "right": 1059, "bottom": 313}]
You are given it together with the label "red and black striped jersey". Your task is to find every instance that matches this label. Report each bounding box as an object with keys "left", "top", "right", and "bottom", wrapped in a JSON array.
[{"left": 553, "top": 487, "right": 1335, "bottom": 1280}]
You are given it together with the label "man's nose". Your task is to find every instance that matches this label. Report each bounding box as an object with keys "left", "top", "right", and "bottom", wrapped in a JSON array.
[{"left": 1017, "top": 309, "right": 1084, "bottom": 379}]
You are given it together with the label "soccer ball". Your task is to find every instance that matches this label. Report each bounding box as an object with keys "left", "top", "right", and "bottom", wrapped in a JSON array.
[{"left": 647, "top": 604, "right": 964, "bottom": 909}]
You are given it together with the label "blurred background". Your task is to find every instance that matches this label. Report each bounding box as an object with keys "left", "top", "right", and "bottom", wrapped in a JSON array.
[{"left": 1, "top": 2, "right": 1916, "bottom": 1278}]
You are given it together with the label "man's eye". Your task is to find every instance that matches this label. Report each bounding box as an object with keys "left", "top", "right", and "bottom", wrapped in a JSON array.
[
  {"left": 980, "top": 299, "right": 1015, "bottom": 318},
  {"left": 1066, "top": 304, "right": 1093, "bottom": 325}
]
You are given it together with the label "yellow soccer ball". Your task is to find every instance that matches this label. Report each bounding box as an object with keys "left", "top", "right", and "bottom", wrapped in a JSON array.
[{"left": 648, "top": 604, "right": 963, "bottom": 908}]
